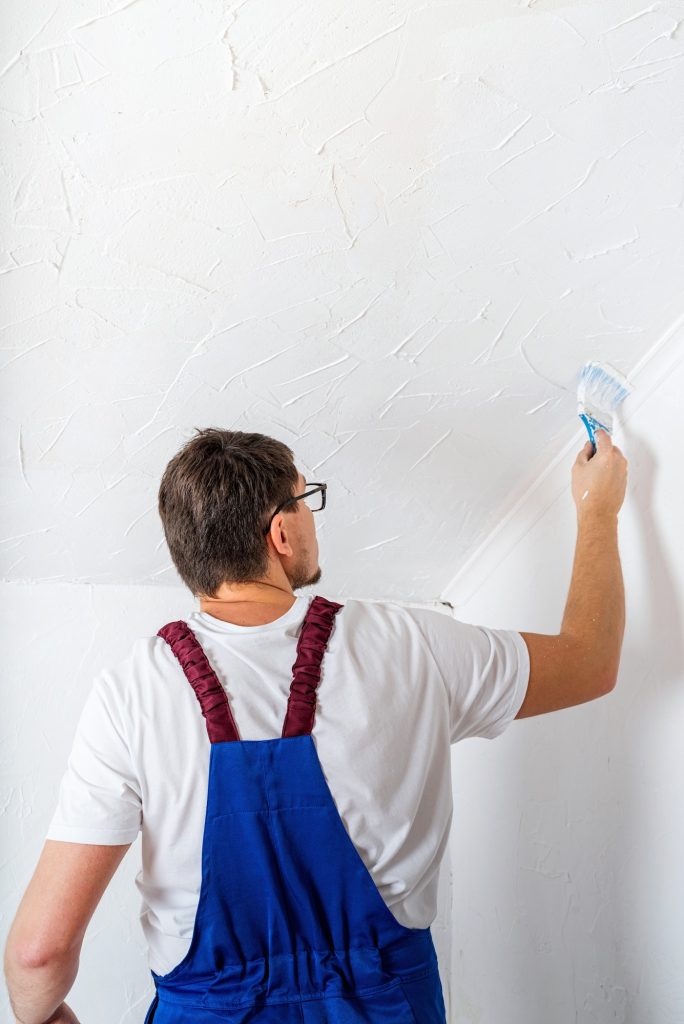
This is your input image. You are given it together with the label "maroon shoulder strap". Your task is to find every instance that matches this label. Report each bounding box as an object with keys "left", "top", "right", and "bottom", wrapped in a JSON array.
[
  {"left": 157, "top": 595, "right": 343, "bottom": 744},
  {"left": 157, "top": 620, "right": 240, "bottom": 743},
  {"left": 282, "top": 595, "right": 344, "bottom": 738}
]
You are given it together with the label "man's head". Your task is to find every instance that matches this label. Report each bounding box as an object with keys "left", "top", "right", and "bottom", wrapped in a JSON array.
[
  {"left": 263, "top": 466, "right": 322, "bottom": 593},
  {"left": 158, "top": 428, "right": 322, "bottom": 599}
]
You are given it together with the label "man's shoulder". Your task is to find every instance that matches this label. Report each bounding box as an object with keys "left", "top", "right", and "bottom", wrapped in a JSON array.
[
  {"left": 331, "top": 597, "right": 451, "bottom": 639},
  {"left": 337, "top": 597, "right": 452, "bottom": 622},
  {"left": 92, "top": 633, "right": 176, "bottom": 706}
]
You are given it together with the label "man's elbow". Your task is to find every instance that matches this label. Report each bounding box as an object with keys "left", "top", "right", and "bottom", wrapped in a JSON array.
[
  {"left": 5, "top": 930, "right": 79, "bottom": 974},
  {"left": 601, "top": 666, "right": 620, "bottom": 695},
  {"left": 10, "top": 943, "right": 63, "bottom": 971}
]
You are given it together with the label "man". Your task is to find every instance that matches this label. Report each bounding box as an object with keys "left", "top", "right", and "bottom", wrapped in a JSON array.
[{"left": 4, "top": 427, "right": 627, "bottom": 1023}]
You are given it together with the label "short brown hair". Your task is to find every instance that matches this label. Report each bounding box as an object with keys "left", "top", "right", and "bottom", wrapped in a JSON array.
[{"left": 158, "top": 428, "right": 300, "bottom": 598}]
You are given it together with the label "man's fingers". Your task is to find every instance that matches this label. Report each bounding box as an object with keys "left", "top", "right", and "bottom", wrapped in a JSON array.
[{"left": 576, "top": 440, "right": 594, "bottom": 463}]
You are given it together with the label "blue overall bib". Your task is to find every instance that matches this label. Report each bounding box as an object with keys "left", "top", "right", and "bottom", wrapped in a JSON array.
[{"left": 144, "top": 595, "right": 447, "bottom": 1023}]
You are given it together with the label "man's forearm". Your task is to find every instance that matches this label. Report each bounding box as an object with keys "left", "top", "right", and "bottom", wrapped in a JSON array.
[
  {"left": 561, "top": 509, "right": 625, "bottom": 683},
  {"left": 5, "top": 946, "right": 79, "bottom": 1024}
]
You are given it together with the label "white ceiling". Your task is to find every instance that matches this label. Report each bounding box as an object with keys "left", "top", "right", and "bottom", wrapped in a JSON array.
[{"left": 2, "top": 0, "right": 683, "bottom": 602}]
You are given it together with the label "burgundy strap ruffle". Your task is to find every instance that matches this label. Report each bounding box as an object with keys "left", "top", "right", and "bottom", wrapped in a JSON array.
[
  {"left": 282, "top": 596, "right": 343, "bottom": 738},
  {"left": 157, "top": 595, "right": 343, "bottom": 743},
  {"left": 157, "top": 620, "right": 240, "bottom": 743}
]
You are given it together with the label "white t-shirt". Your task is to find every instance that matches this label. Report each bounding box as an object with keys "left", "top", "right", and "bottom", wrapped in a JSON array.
[{"left": 45, "top": 595, "right": 529, "bottom": 977}]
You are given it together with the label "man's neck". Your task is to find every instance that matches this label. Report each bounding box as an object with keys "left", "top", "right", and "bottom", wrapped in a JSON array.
[{"left": 199, "top": 587, "right": 297, "bottom": 626}]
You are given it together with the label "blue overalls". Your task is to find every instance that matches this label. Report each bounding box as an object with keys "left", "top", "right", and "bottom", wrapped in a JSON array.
[{"left": 144, "top": 595, "right": 447, "bottom": 1023}]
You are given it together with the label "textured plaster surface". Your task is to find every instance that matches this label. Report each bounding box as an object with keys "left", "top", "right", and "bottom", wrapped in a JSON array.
[
  {"left": 2, "top": 0, "right": 684, "bottom": 600},
  {"left": 447, "top": 343, "right": 684, "bottom": 1020},
  {"left": 2, "top": 1, "right": 684, "bottom": 1021}
]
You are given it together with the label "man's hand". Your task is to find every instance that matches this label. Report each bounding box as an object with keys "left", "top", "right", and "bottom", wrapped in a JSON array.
[
  {"left": 17, "top": 1003, "right": 81, "bottom": 1024},
  {"left": 46, "top": 1004, "right": 80, "bottom": 1024},
  {"left": 571, "top": 427, "right": 628, "bottom": 520}
]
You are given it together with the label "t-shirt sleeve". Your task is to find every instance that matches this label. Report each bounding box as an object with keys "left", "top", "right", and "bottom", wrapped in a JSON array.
[
  {"left": 45, "top": 669, "right": 142, "bottom": 844},
  {"left": 408, "top": 608, "right": 530, "bottom": 742}
]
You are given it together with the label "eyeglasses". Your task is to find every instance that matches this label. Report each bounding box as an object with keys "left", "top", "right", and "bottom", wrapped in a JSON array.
[{"left": 262, "top": 482, "right": 327, "bottom": 535}]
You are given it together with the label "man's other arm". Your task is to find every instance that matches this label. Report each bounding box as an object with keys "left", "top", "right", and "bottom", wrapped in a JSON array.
[
  {"left": 4, "top": 840, "right": 131, "bottom": 1024},
  {"left": 516, "top": 430, "right": 627, "bottom": 718}
]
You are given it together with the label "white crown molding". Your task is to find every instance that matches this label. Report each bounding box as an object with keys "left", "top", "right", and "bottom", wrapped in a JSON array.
[{"left": 441, "top": 310, "right": 684, "bottom": 609}]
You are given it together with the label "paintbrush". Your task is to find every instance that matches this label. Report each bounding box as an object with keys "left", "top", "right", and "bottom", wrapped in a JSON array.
[{"left": 577, "top": 361, "right": 634, "bottom": 452}]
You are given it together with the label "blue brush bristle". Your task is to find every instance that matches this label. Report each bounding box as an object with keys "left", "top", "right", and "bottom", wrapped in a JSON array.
[{"left": 577, "top": 361, "right": 633, "bottom": 449}]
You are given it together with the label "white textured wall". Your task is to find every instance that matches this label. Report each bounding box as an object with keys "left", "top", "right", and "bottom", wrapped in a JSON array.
[
  {"left": 2, "top": 0, "right": 684, "bottom": 601},
  {"left": 443, "top": 334, "right": 684, "bottom": 1021},
  {"left": 3, "top": 1, "right": 684, "bottom": 1021}
]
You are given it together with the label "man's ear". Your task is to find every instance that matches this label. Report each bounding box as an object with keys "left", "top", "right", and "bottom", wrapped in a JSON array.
[{"left": 269, "top": 514, "right": 295, "bottom": 557}]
